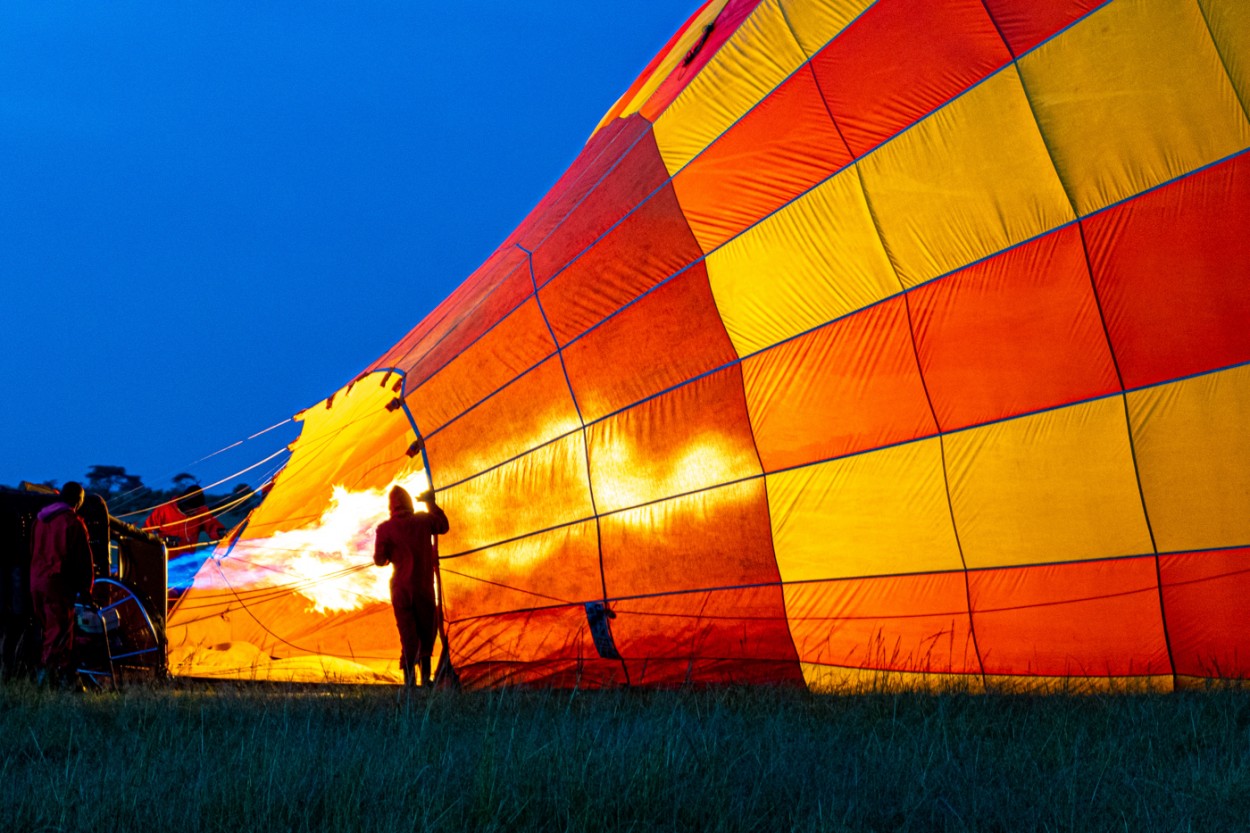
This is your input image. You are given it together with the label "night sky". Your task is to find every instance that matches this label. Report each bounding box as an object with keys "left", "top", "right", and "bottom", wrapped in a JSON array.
[{"left": 0, "top": 2, "right": 694, "bottom": 492}]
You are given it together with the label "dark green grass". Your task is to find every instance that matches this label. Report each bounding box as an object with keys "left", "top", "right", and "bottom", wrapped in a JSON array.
[{"left": 3, "top": 680, "right": 1249, "bottom": 833}]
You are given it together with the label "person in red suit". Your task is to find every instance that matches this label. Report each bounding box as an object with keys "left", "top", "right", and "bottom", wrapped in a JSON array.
[
  {"left": 374, "top": 486, "right": 449, "bottom": 688},
  {"left": 144, "top": 486, "right": 225, "bottom": 552},
  {"left": 30, "top": 481, "right": 94, "bottom": 686}
]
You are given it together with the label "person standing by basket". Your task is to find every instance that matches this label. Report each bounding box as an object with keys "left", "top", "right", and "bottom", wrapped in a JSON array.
[
  {"left": 374, "top": 485, "right": 449, "bottom": 688},
  {"left": 30, "top": 481, "right": 94, "bottom": 687}
]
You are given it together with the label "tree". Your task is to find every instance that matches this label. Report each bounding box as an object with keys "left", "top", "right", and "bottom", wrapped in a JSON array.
[{"left": 84, "top": 465, "right": 144, "bottom": 497}]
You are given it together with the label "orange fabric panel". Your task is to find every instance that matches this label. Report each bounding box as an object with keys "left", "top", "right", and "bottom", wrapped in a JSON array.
[
  {"left": 1161, "top": 548, "right": 1250, "bottom": 679},
  {"left": 783, "top": 572, "right": 980, "bottom": 675},
  {"left": 406, "top": 297, "right": 556, "bottom": 436},
  {"left": 969, "top": 557, "right": 1170, "bottom": 677},
  {"left": 530, "top": 128, "right": 672, "bottom": 287},
  {"left": 911, "top": 224, "right": 1121, "bottom": 431},
  {"left": 538, "top": 181, "right": 705, "bottom": 346},
  {"left": 671, "top": 63, "right": 851, "bottom": 253},
  {"left": 437, "top": 432, "right": 594, "bottom": 557},
  {"left": 980, "top": 0, "right": 1104, "bottom": 57},
  {"left": 610, "top": 586, "right": 803, "bottom": 686},
  {"left": 422, "top": 356, "right": 581, "bottom": 490},
  {"left": 562, "top": 264, "right": 737, "bottom": 424},
  {"left": 449, "top": 605, "right": 626, "bottom": 689},
  {"left": 743, "top": 296, "right": 936, "bottom": 472},
  {"left": 440, "top": 522, "right": 602, "bottom": 626},
  {"left": 586, "top": 367, "right": 762, "bottom": 514},
  {"left": 1084, "top": 154, "right": 1250, "bottom": 390},
  {"left": 810, "top": 0, "right": 1011, "bottom": 158},
  {"left": 601, "top": 479, "right": 776, "bottom": 598},
  {"left": 168, "top": 574, "right": 402, "bottom": 682},
  {"left": 372, "top": 246, "right": 532, "bottom": 386}
]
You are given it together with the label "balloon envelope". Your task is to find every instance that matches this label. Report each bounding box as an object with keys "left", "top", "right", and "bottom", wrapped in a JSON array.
[{"left": 168, "top": 0, "right": 1250, "bottom": 690}]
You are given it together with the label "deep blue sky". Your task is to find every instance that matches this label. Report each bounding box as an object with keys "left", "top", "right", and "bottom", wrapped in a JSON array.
[{"left": 0, "top": 2, "right": 694, "bottom": 491}]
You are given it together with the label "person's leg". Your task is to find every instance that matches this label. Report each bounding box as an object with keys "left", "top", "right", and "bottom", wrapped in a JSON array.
[
  {"left": 415, "top": 599, "right": 437, "bottom": 687},
  {"left": 40, "top": 594, "right": 74, "bottom": 684},
  {"left": 392, "top": 598, "right": 419, "bottom": 688}
]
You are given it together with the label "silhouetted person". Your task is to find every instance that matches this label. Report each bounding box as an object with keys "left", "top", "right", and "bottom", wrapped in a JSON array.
[
  {"left": 30, "top": 481, "right": 94, "bottom": 686},
  {"left": 374, "top": 486, "right": 449, "bottom": 688}
]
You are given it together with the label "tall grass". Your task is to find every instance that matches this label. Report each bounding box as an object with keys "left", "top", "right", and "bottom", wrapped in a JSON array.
[{"left": 3, "top": 680, "right": 1249, "bottom": 832}]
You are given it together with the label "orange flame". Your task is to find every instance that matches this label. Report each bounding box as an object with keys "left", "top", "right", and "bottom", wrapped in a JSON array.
[{"left": 207, "top": 470, "right": 432, "bottom": 614}]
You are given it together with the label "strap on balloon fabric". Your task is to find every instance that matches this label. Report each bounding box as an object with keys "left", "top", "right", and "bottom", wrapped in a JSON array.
[
  {"left": 584, "top": 601, "right": 621, "bottom": 660},
  {"left": 682, "top": 21, "right": 716, "bottom": 67}
]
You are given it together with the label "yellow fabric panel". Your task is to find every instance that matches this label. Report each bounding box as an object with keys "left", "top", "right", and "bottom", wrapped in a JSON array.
[
  {"left": 1018, "top": 0, "right": 1250, "bottom": 216},
  {"left": 653, "top": 0, "right": 808, "bottom": 177},
  {"left": 860, "top": 67, "right": 1074, "bottom": 287},
  {"left": 1198, "top": 0, "right": 1250, "bottom": 119},
  {"left": 946, "top": 397, "right": 1153, "bottom": 569},
  {"left": 979, "top": 675, "right": 1173, "bottom": 694},
  {"left": 592, "top": 0, "right": 732, "bottom": 136},
  {"left": 243, "top": 375, "right": 416, "bottom": 539},
  {"left": 1128, "top": 364, "right": 1250, "bottom": 553},
  {"left": 777, "top": 0, "right": 873, "bottom": 58},
  {"left": 705, "top": 167, "right": 897, "bottom": 357},
  {"left": 801, "top": 664, "right": 984, "bottom": 694},
  {"left": 768, "top": 439, "right": 963, "bottom": 582}
]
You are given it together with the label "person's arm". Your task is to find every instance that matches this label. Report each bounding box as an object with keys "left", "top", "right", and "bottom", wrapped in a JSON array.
[
  {"left": 429, "top": 504, "right": 449, "bottom": 536},
  {"left": 374, "top": 525, "right": 392, "bottom": 566}
]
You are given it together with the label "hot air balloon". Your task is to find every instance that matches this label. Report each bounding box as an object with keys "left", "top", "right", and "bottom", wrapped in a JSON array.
[{"left": 166, "top": 0, "right": 1250, "bottom": 691}]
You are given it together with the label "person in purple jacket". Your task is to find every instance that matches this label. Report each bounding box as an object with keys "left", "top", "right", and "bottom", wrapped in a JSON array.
[{"left": 374, "top": 485, "right": 449, "bottom": 688}]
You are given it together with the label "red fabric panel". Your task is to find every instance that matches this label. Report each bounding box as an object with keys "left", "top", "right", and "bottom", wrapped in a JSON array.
[
  {"left": 370, "top": 246, "right": 531, "bottom": 383},
  {"left": 586, "top": 366, "right": 762, "bottom": 514},
  {"left": 610, "top": 587, "right": 803, "bottom": 687},
  {"left": 911, "top": 225, "right": 1121, "bottom": 431},
  {"left": 531, "top": 127, "right": 671, "bottom": 286},
  {"left": 538, "top": 180, "right": 704, "bottom": 346},
  {"left": 449, "top": 605, "right": 626, "bottom": 689},
  {"left": 562, "top": 264, "right": 737, "bottom": 423},
  {"left": 406, "top": 298, "right": 555, "bottom": 436},
  {"left": 784, "top": 572, "right": 979, "bottom": 674},
  {"left": 980, "top": 0, "right": 1105, "bottom": 57},
  {"left": 1084, "top": 154, "right": 1250, "bottom": 390},
  {"left": 810, "top": 0, "right": 1011, "bottom": 158},
  {"left": 1161, "top": 548, "right": 1250, "bottom": 679},
  {"left": 639, "top": 0, "right": 766, "bottom": 122},
  {"left": 514, "top": 115, "right": 652, "bottom": 252},
  {"left": 743, "top": 297, "right": 936, "bottom": 472},
  {"left": 969, "top": 557, "right": 1171, "bottom": 677},
  {"left": 672, "top": 63, "right": 851, "bottom": 251},
  {"left": 423, "top": 356, "right": 580, "bottom": 490}
]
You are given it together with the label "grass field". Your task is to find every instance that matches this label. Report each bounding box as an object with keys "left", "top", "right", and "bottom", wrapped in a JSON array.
[{"left": 2, "top": 679, "right": 1249, "bottom": 833}]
